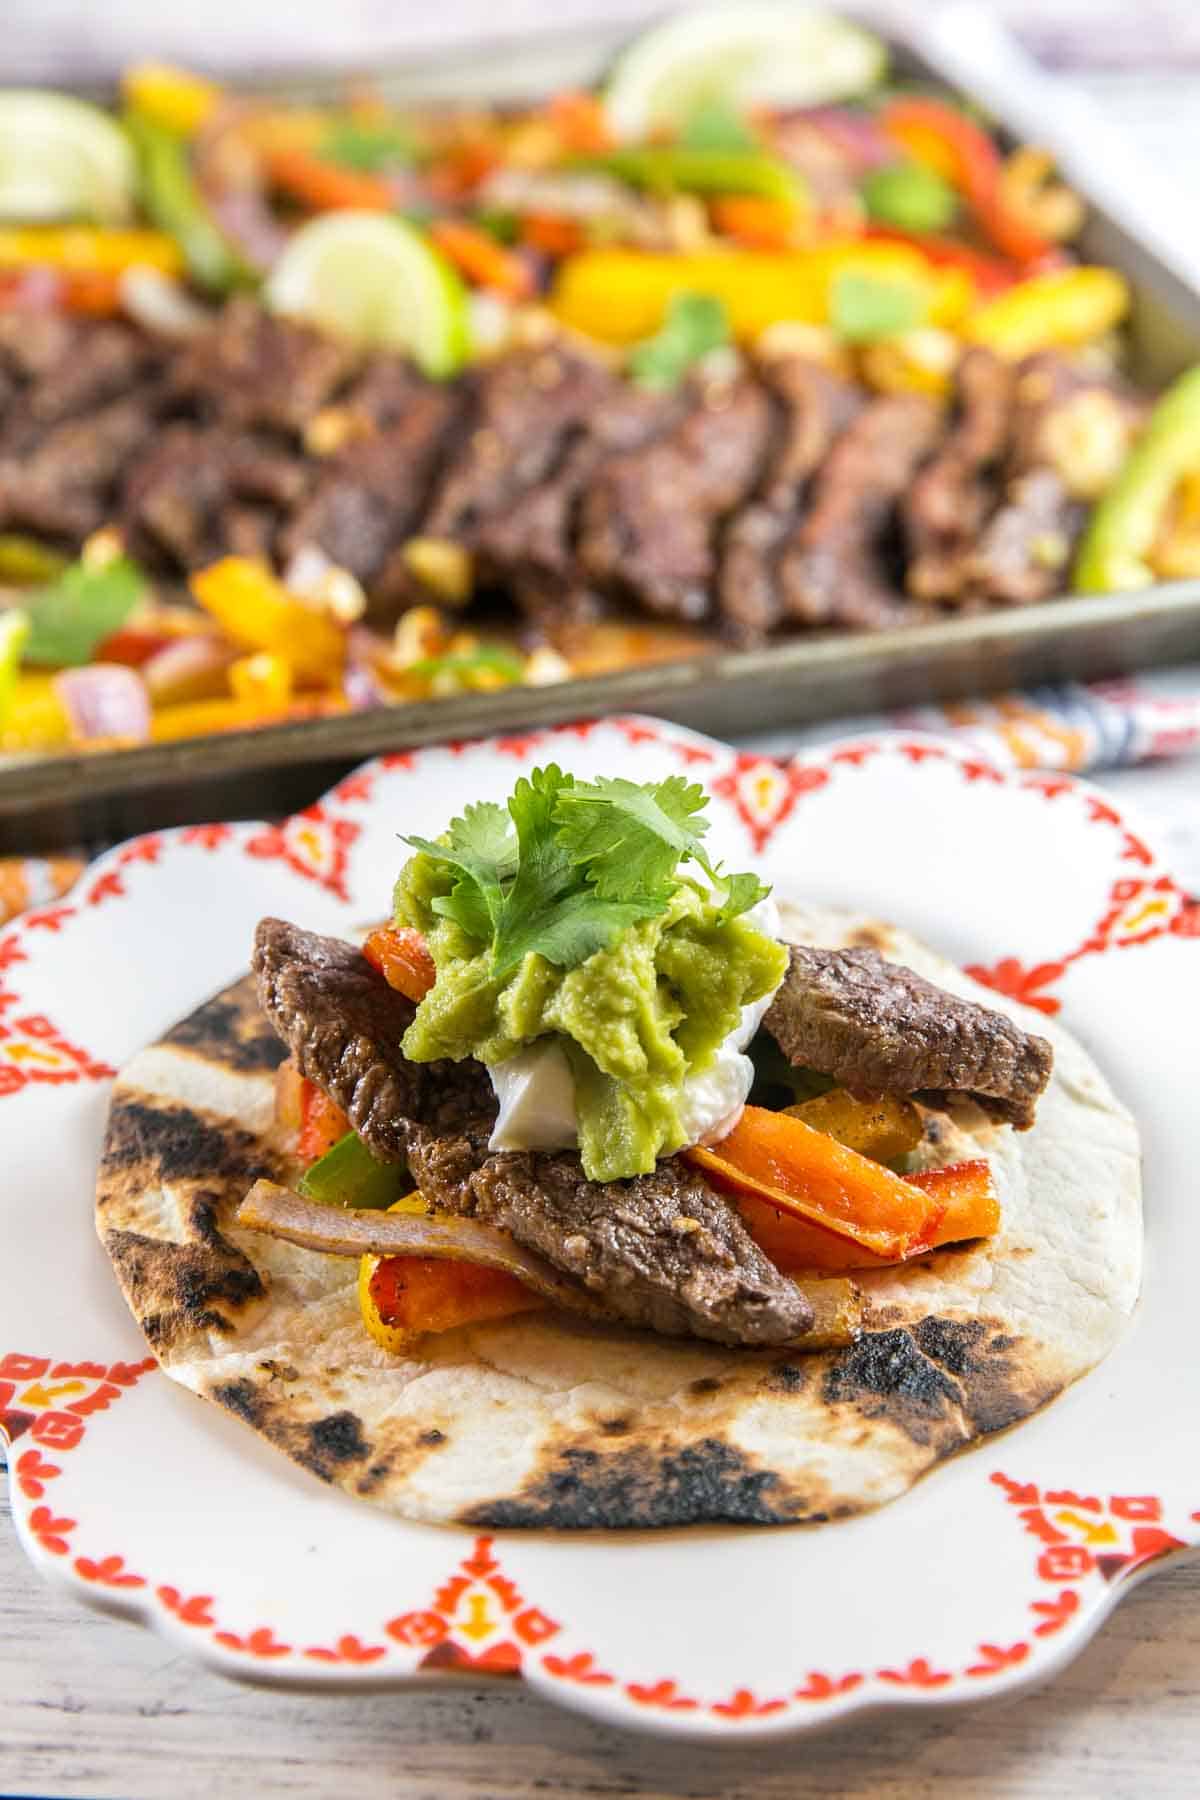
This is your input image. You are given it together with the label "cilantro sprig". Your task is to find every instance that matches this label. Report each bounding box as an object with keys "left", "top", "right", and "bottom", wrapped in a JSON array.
[{"left": 403, "top": 766, "right": 769, "bottom": 979}]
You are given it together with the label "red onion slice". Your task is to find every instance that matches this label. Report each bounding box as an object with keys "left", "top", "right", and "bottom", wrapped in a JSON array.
[{"left": 54, "top": 664, "right": 151, "bottom": 743}]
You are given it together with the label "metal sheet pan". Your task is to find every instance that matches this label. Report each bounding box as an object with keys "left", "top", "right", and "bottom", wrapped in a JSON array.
[{"left": 7, "top": 11, "right": 1200, "bottom": 851}]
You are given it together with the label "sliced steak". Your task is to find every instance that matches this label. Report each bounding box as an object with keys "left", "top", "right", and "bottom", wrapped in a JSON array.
[
  {"left": 407, "top": 1121, "right": 813, "bottom": 1347},
  {"left": 718, "top": 355, "right": 863, "bottom": 641},
  {"left": 168, "top": 297, "right": 358, "bottom": 435},
  {"left": 578, "top": 369, "right": 774, "bottom": 623},
  {"left": 252, "top": 916, "right": 811, "bottom": 1347},
  {"left": 472, "top": 377, "right": 681, "bottom": 620},
  {"left": 904, "top": 349, "right": 1016, "bottom": 602},
  {"left": 962, "top": 356, "right": 1141, "bottom": 606},
  {"left": 281, "top": 383, "right": 466, "bottom": 600},
  {"left": 420, "top": 344, "right": 615, "bottom": 544},
  {"left": 0, "top": 395, "right": 153, "bottom": 541},
  {"left": 765, "top": 943, "right": 1052, "bottom": 1128},
  {"left": 776, "top": 393, "right": 943, "bottom": 629},
  {"left": 122, "top": 425, "right": 309, "bottom": 569},
  {"left": 252, "top": 917, "right": 491, "bottom": 1151}
]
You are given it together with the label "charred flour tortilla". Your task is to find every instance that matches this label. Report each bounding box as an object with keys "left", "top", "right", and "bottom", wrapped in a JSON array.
[{"left": 95, "top": 902, "right": 1142, "bottom": 1528}]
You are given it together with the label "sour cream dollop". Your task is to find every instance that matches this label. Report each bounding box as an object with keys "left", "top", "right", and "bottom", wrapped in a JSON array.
[{"left": 487, "top": 896, "right": 782, "bottom": 1156}]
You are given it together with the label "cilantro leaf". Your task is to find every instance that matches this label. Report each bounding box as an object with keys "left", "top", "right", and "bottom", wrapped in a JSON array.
[
  {"left": 829, "top": 271, "right": 926, "bottom": 344},
  {"left": 715, "top": 869, "right": 770, "bottom": 923},
  {"left": 320, "top": 117, "right": 418, "bottom": 171},
  {"left": 21, "top": 556, "right": 146, "bottom": 667},
  {"left": 628, "top": 292, "right": 730, "bottom": 392},
  {"left": 404, "top": 800, "right": 516, "bottom": 943},
  {"left": 678, "top": 100, "right": 760, "bottom": 154},
  {"left": 554, "top": 773, "right": 712, "bottom": 899}
]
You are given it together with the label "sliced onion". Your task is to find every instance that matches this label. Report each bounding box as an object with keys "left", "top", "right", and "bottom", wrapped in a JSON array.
[
  {"left": 238, "top": 1180, "right": 613, "bottom": 1320},
  {"left": 119, "top": 267, "right": 214, "bottom": 339},
  {"left": 143, "top": 635, "right": 235, "bottom": 705},
  {"left": 343, "top": 625, "right": 391, "bottom": 711},
  {"left": 54, "top": 664, "right": 150, "bottom": 743}
]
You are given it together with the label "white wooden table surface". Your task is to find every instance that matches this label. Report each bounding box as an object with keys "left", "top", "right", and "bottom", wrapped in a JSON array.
[{"left": 4, "top": 17, "right": 1200, "bottom": 1796}]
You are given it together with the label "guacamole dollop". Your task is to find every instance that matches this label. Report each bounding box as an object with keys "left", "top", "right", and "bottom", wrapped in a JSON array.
[{"left": 395, "top": 849, "right": 787, "bottom": 1182}]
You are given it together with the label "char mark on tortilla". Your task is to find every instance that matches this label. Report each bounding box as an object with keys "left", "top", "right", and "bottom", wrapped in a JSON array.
[{"left": 765, "top": 943, "right": 1052, "bottom": 1128}]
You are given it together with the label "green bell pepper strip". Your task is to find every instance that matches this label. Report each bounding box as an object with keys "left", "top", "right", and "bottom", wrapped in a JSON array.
[
  {"left": 568, "top": 147, "right": 804, "bottom": 204},
  {"left": 861, "top": 160, "right": 958, "bottom": 235},
  {"left": 124, "top": 111, "right": 251, "bottom": 296},
  {"left": 298, "top": 1130, "right": 408, "bottom": 1210},
  {"left": 1073, "top": 364, "right": 1200, "bottom": 593}
]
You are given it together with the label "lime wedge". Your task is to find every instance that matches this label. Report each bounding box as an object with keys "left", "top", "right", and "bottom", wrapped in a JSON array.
[
  {"left": 604, "top": 5, "right": 888, "bottom": 142},
  {"left": 265, "top": 212, "right": 471, "bottom": 377},
  {"left": 0, "top": 91, "right": 136, "bottom": 223}
]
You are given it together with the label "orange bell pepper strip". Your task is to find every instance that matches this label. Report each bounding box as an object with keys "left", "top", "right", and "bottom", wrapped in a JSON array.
[
  {"left": 362, "top": 924, "right": 436, "bottom": 1003},
  {"left": 685, "top": 1104, "right": 943, "bottom": 1261},
  {"left": 297, "top": 1078, "right": 351, "bottom": 1163},
  {"left": 428, "top": 220, "right": 534, "bottom": 299},
  {"left": 736, "top": 1158, "right": 1000, "bottom": 1273},
  {"left": 520, "top": 212, "right": 586, "bottom": 258},
  {"left": 710, "top": 195, "right": 802, "bottom": 250},
  {"left": 149, "top": 694, "right": 345, "bottom": 741},
  {"left": 264, "top": 146, "right": 395, "bottom": 212},
  {"left": 881, "top": 98, "right": 1051, "bottom": 266},
  {"left": 548, "top": 90, "right": 614, "bottom": 155},
  {"left": 359, "top": 1248, "right": 541, "bottom": 1351}
]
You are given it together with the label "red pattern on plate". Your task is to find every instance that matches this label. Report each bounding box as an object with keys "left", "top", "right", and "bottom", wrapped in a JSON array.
[
  {"left": 244, "top": 805, "right": 359, "bottom": 902},
  {"left": 0, "top": 991, "right": 115, "bottom": 1098}
]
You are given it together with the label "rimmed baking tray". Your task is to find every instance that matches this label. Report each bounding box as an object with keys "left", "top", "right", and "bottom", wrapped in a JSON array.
[{"left": 8, "top": 9, "right": 1200, "bottom": 851}]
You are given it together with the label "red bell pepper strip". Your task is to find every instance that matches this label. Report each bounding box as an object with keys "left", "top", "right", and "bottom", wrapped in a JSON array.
[
  {"left": 362, "top": 924, "right": 436, "bottom": 1003},
  {"left": 881, "top": 98, "right": 1051, "bottom": 265}
]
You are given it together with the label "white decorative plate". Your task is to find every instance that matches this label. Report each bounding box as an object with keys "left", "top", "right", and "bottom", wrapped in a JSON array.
[{"left": 2, "top": 716, "right": 1197, "bottom": 1740}]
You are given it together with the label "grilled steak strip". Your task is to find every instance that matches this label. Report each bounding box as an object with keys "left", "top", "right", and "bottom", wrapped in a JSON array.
[
  {"left": 281, "top": 383, "right": 467, "bottom": 601},
  {"left": 904, "top": 348, "right": 1016, "bottom": 602},
  {"left": 419, "top": 345, "right": 616, "bottom": 544},
  {"left": 717, "top": 354, "right": 863, "bottom": 642},
  {"left": 765, "top": 944, "right": 1052, "bottom": 1129},
  {"left": 252, "top": 917, "right": 812, "bottom": 1346},
  {"left": 472, "top": 378, "right": 682, "bottom": 621},
  {"left": 406, "top": 1121, "right": 813, "bottom": 1347},
  {"left": 578, "top": 369, "right": 775, "bottom": 623},
  {"left": 253, "top": 918, "right": 490, "bottom": 1149},
  {"left": 962, "top": 356, "right": 1142, "bottom": 606},
  {"left": 776, "top": 393, "right": 943, "bottom": 630}
]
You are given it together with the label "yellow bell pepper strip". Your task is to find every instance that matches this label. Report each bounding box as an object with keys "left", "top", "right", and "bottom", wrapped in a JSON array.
[
  {"left": 550, "top": 242, "right": 974, "bottom": 345},
  {"left": 966, "top": 267, "right": 1130, "bottom": 361},
  {"left": 737, "top": 1158, "right": 999, "bottom": 1273},
  {"left": 191, "top": 558, "right": 345, "bottom": 683},
  {"left": 149, "top": 693, "right": 346, "bottom": 742},
  {"left": 881, "top": 97, "right": 1052, "bottom": 265},
  {"left": 0, "top": 611, "right": 29, "bottom": 728},
  {"left": 784, "top": 1088, "right": 923, "bottom": 1164},
  {"left": 228, "top": 650, "right": 293, "bottom": 708},
  {"left": 569, "top": 147, "right": 805, "bottom": 206},
  {"left": 125, "top": 112, "right": 250, "bottom": 295},
  {"left": 122, "top": 64, "right": 222, "bottom": 137},
  {"left": 1073, "top": 364, "right": 1200, "bottom": 593},
  {"left": 0, "top": 225, "right": 184, "bottom": 278},
  {"left": 684, "top": 1103, "right": 943, "bottom": 1262},
  {"left": 0, "top": 670, "right": 71, "bottom": 750}
]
